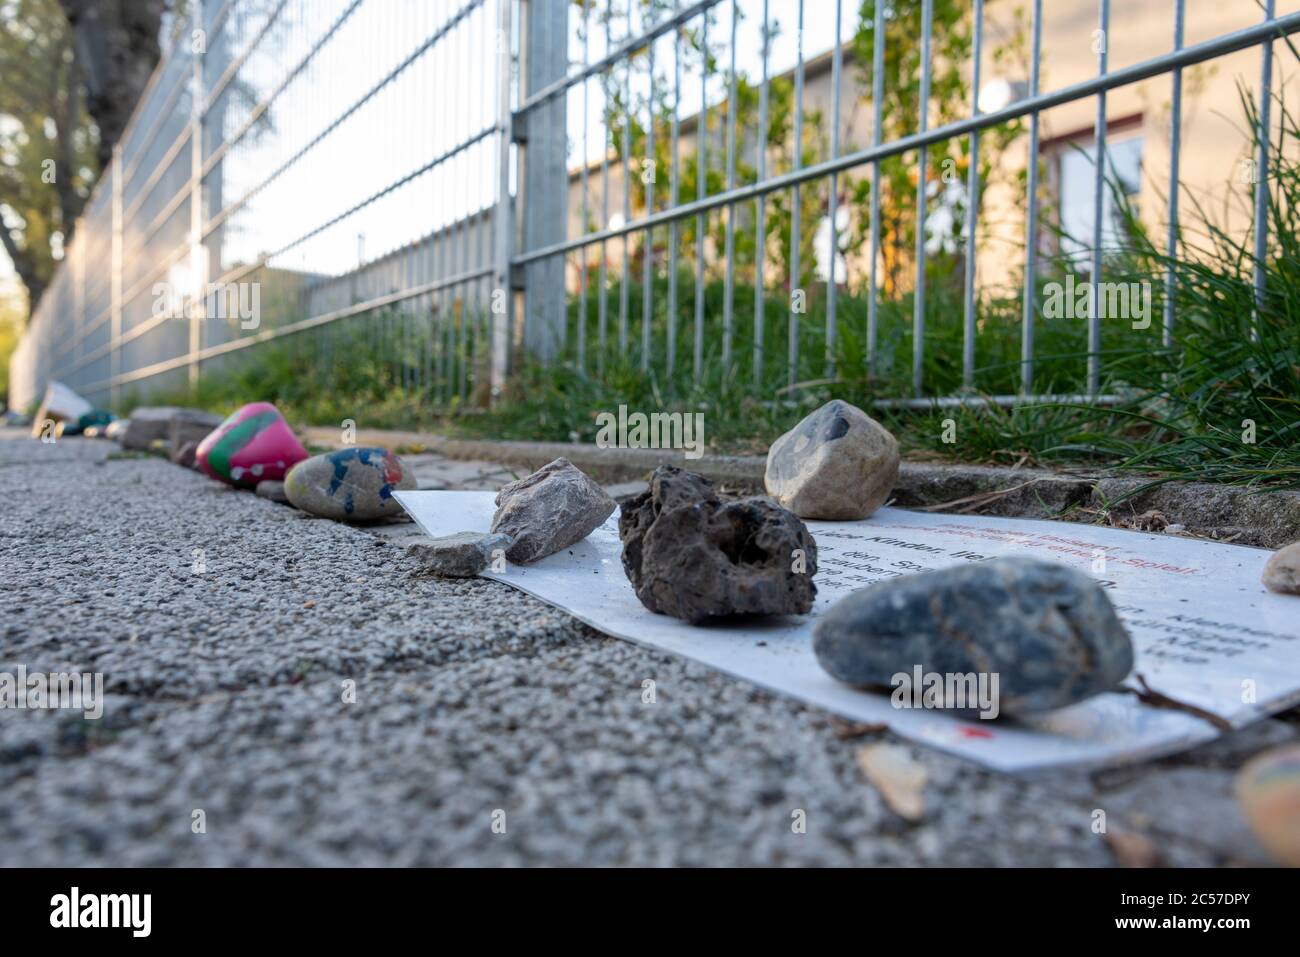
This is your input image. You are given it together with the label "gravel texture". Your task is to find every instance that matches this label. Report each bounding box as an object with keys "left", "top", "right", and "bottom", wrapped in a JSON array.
[{"left": 0, "top": 429, "right": 1292, "bottom": 866}]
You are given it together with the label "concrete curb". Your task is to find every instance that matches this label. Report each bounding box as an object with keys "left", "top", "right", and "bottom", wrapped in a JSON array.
[{"left": 301, "top": 426, "right": 1300, "bottom": 549}]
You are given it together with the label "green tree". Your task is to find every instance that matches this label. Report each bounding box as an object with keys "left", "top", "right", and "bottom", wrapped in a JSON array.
[{"left": 0, "top": 0, "right": 98, "bottom": 311}]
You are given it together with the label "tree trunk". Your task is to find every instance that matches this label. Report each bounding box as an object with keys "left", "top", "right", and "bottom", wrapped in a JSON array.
[{"left": 58, "top": 0, "right": 166, "bottom": 171}]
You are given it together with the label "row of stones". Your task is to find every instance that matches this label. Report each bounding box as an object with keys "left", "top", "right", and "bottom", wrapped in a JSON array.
[{"left": 104, "top": 397, "right": 1299, "bottom": 867}]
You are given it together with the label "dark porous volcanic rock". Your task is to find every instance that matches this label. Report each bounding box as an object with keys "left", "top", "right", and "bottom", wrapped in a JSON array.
[
  {"left": 618, "top": 466, "right": 818, "bottom": 624},
  {"left": 490, "top": 458, "right": 615, "bottom": 563},
  {"left": 813, "top": 557, "right": 1134, "bottom": 715}
]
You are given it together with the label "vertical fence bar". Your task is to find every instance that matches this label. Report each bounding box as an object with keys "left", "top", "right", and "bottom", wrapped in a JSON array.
[
  {"left": 825, "top": 0, "right": 842, "bottom": 379},
  {"left": 1253, "top": 0, "right": 1276, "bottom": 334},
  {"left": 598, "top": 13, "right": 611, "bottom": 373},
  {"left": 188, "top": 0, "right": 206, "bottom": 388},
  {"left": 491, "top": 0, "right": 516, "bottom": 401},
  {"left": 110, "top": 145, "right": 123, "bottom": 410},
  {"left": 667, "top": 11, "right": 681, "bottom": 382},
  {"left": 1020, "top": 0, "right": 1042, "bottom": 393},
  {"left": 620, "top": 3, "right": 632, "bottom": 355},
  {"left": 1163, "top": 0, "right": 1184, "bottom": 350},
  {"left": 579, "top": 3, "right": 590, "bottom": 373},
  {"left": 962, "top": 0, "right": 983, "bottom": 391},
  {"left": 641, "top": 33, "right": 655, "bottom": 372},
  {"left": 753, "top": 0, "right": 769, "bottom": 385},
  {"left": 693, "top": 10, "right": 708, "bottom": 385},
  {"left": 787, "top": 0, "right": 804, "bottom": 390},
  {"left": 866, "top": 0, "right": 884, "bottom": 375},
  {"left": 521, "top": 0, "right": 568, "bottom": 365},
  {"left": 1088, "top": 0, "right": 1110, "bottom": 398},
  {"left": 912, "top": 0, "right": 933, "bottom": 397},
  {"left": 721, "top": 0, "right": 738, "bottom": 374}
]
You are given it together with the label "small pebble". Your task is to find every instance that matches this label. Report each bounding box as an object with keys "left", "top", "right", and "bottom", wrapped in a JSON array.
[{"left": 1262, "top": 541, "right": 1300, "bottom": 595}]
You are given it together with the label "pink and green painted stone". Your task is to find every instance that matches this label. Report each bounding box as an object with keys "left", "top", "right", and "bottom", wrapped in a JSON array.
[{"left": 194, "top": 402, "right": 308, "bottom": 489}]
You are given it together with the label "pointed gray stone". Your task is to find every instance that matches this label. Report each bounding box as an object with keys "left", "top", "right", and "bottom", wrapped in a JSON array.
[{"left": 490, "top": 458, "right": 615, "bottom": 563}]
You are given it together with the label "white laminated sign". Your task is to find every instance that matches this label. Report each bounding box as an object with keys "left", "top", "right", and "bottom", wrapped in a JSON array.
[{"left": 394, "top": 491, "right": 1300, "bottom": 772}]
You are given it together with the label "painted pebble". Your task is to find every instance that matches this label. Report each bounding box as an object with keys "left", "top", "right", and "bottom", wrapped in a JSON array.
[
  {"left": 1235, "top": 745, "right": 1300, "bottom": 866},
  {"left": 284, "top": 447, "right": 415, "bottom": 521},
  {"left": 195, "top": 402, "right": 308, "bottom": 488}
]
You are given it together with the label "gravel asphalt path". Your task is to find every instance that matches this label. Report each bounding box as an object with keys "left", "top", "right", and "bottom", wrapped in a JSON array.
[{"left": 1, "top": 429, "right": 1291, "bottom": 866}]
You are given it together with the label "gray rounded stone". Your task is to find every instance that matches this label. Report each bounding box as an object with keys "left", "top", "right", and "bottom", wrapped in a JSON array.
[
  {"left": 255, "top": 479, "right": 288, "bottom": 503},
  {"left": 812, "top": 556, "right": 1135, "bottom": 715},
  {"left": 284, "top": 447, "right": 416, "bottom": 521},
  {"left": 765, "top": 399, "right": 899, "bottom": 520},
  {"left": 1261, "top": 541, "right": 1300, "bottom": 595},
  {"left": 490, "top": 458, "right": 615, "bottom": 563}
]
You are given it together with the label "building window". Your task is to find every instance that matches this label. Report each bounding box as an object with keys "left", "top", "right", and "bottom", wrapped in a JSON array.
[{"left": 1044, "top": 117, "right": 1144, "bottom": 270}]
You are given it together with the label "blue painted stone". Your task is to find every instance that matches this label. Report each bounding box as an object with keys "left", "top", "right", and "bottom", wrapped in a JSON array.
[
  {"left": 812, "top": 557, "right": 1135, "bottom": 715},
  {"left": 284, "top": 447, "right": 416, "bottom": 521}
]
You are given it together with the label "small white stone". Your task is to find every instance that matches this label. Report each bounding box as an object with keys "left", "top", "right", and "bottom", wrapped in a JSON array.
[
  {"left": 765, "top": 399, "right": 899, "bottom": 520},
  {"left": 1262, "top": 541, "right": 1300, "bottom": 595}
]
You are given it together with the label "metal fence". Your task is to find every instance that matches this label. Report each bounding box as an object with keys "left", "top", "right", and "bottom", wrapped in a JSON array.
[
  {"left": 10, "top": 0, "right": 1300, "bottom": 415},
  {"left": 12, "top": 0, "right": 509, "bottom": 412}
]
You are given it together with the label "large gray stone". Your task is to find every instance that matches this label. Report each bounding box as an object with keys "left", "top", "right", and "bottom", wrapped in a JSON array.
[
  {"left": 490, "top": 458, "right": 615, "bottom": 563},
  {"left": 119, "top": 406, "right": 186, "bottom": 451},
  {"left": 618, "top": 466, "right": 818, "bottom": 624},
  {"left": 813, "top": 557, "right": 1134, "bottom": 715},
  {"left": 284, "top": 447, "right": 416, "bottom": 521},
  {"left": 168, "top": 409, "right": 223, "bottom": 451},
  {"left": 765, "top": 399, "right": 900, "bottom": 520},
  {"left": 408, "top": 532, "right": 513, "bottom": 577},
  {"left": 1261, "top": 541, "right": 1300, "bottom": 595}
]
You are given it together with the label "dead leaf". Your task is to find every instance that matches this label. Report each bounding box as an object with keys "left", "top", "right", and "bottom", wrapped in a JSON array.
[{"left": 856, "top": 743, "right": 927, "bottom": 822}]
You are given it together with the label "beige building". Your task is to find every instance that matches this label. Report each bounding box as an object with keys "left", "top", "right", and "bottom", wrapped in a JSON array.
[{"left": 564, "top": 0, "right": 1297, "bottom": 299}]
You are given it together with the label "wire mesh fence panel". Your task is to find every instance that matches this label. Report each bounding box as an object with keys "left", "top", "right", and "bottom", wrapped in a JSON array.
[
  {"left": 11, "top": 0, "right": 1300, "bottom": 419},
  {"left": 508, "top": 0, "right": 1300, "bottom": 411},
  {"left": 19, "top": 0, "right": 508, "bottom": 416}
]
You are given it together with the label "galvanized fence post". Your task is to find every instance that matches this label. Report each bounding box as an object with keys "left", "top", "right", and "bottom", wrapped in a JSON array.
[
  {"left": 189, "top": 0, "right": 207, "bottom": 387},
  {"left": 517, "top": 0, "right": 568, "bottom": 365},
  {"left": 110, "top": 144, "right": 124, "bottom": 411},
  {"left": 492, "top": 0, "right": 518, "bottom": 401}
]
